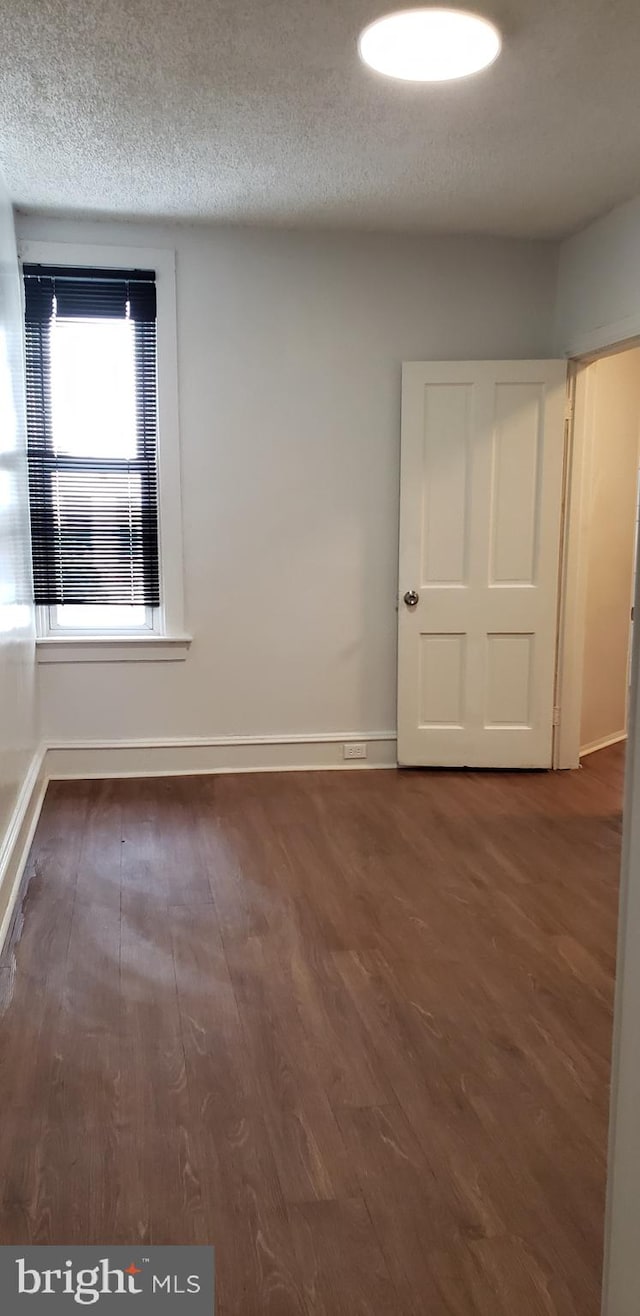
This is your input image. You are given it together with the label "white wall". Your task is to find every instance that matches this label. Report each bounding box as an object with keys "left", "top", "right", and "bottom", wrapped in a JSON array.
[
  {"left": 16, "top": 215, "right": 559, "bottom": 750},
  {"left": 0, "top": 177, "right": 37, "bottom": 900},
  {"left": 555, "top": 194, "right": 640, "bottom": 356},
  {"left": 580, "top": 350, "right": 640, "bottom": 754}
]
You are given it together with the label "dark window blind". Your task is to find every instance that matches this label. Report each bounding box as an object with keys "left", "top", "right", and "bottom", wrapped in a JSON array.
[{"left": 23, "top": 264, "right": 160, "bottom": 608}]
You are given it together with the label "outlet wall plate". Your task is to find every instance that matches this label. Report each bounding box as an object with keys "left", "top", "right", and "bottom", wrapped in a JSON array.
[{"left": 343, "top": 742, "right": 367, "bottom": 760}]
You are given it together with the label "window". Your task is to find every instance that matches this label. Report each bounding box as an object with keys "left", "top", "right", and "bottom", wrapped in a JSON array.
[
  {"left": 19, "top": 238, "right": 186, "bottom": 663},
  {"left": 23, "top": 263, "right": 159, "bottom": 633}
]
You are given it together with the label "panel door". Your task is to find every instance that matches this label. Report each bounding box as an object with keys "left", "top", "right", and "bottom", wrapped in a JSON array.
[{"left": 397, "top": 360, "right": 566, "bottom": 767}]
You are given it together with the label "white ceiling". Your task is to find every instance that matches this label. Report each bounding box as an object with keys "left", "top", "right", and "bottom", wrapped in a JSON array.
[{"left": 2, "top": 0, "right": 640, "bottom": 238}]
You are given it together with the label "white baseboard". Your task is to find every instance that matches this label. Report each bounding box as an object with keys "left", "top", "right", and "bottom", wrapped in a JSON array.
[
  {"left": 0, "top": 745, "right": 48, "bottom": 953},
  {"left": 580, "top": 730, "right": 627, "bottom": 759},
  {"left": 44, "top": 731, "right": 398, "bottom": 779}
]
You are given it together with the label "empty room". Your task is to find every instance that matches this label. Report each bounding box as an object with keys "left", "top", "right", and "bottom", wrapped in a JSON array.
[{"left": 1, "top": 2, "right": 640, "bottom": 1313}]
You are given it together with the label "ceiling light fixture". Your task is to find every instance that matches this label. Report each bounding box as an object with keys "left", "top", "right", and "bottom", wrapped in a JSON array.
[{"left": 358, "top": 8, "right": 502, "bottom": 82}]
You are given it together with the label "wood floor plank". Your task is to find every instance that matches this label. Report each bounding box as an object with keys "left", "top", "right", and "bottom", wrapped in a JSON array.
[
  {"left": 119, "top": 887, "right": 207, "bottom": 1245},
  {"left": 288, "top": 1198, "right": 401, "bottom": 1315},
  {"left": 0, "top": 782, "right": 90, "bottom": 1243},
  {"left": 0, "top": 745, "right": 622, "bottom": 1313},
  {"left": 334, "top": 1101, "right": 465, "bottom": 1312}
]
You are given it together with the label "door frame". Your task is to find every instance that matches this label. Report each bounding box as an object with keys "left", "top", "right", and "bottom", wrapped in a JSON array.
[{"left": 553, "top": 334, "right": 640, "bottom": 768}]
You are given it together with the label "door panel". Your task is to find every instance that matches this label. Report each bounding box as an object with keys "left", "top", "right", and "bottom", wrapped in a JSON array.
[{"left": 397, "top": 360, "right": 566, "bottom": 768}]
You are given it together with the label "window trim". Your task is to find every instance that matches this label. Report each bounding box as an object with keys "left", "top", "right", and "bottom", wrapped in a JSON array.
[
  {"left": 18, "top": 239, "right": 188, "bottom": 659},
  {"left": 36, "top": 633, "right": 191, "bottom": 663}
]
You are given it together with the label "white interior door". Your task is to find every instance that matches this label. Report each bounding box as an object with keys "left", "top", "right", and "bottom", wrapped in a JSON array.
[{"left": 397, "top": 360, "right": 567, "bottom": 768}]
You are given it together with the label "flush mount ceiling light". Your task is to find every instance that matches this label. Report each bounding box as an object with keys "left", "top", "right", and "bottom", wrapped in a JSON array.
[{"left": 358, "top": 8, "right": 502, "bottom": 82}]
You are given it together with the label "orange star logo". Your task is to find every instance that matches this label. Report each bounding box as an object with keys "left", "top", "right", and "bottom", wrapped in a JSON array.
[{"left": 125, "top": 1264, "right": 142, "bottom": 1275}]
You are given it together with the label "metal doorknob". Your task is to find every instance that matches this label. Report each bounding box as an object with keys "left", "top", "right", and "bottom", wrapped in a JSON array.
[{"left": 403, "top": 589, "right": 419, "bottom": 607}]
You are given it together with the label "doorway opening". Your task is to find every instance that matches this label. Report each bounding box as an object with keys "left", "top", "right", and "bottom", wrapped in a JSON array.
[{"left": 555, "top": 341, "right": 640, "bottom": 769}]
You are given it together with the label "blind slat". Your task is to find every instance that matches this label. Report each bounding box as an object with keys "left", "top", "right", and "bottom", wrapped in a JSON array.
[{"left": 24, "top": 265, "right": 160, "bottom": 608}]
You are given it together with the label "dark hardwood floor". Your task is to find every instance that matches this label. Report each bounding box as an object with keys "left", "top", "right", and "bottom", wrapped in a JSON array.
[{"left": 0, "top": 746, "right": 623, "bottom": 1314}]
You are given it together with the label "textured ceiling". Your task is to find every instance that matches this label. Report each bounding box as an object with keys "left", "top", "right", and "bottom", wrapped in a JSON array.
[{"left": 2, "top": 0, "right": 640, "bottom": 238}]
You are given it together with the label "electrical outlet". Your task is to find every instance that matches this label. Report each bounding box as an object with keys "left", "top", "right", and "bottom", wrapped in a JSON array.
[{"left": 343, "top": 742, "right": 367, "bottom": 760}]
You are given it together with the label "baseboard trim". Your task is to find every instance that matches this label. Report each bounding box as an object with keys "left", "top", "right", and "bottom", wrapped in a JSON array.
[
  {"left": 580, "top": 731, "right": 627, "bottom": 759},
  {"left": 44, "top": 732, "right": 398, "bottom": 779},
  {"left": 0, "top": 745, "right": 48, "bottom": 953}
]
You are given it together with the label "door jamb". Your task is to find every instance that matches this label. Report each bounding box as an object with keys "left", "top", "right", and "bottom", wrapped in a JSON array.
[{"left": 553, "top": 359, "right": 594, "bottom": 767}]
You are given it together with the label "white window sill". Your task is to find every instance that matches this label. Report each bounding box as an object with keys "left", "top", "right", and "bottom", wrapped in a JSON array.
[{"left": 36, "top": 634, "right": 192, "bottom": 664}]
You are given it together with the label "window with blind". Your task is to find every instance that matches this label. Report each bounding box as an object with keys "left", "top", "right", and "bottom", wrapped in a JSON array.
[{"left": 23, "top": 264, "right": 160, "bottom": 632}]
